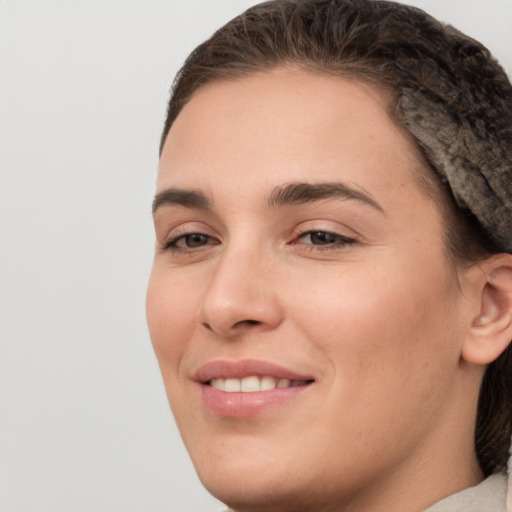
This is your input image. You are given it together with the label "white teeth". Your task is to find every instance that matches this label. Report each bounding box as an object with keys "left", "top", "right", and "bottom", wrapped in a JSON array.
[
  {"left": 210, "top": 378, "right": 225, "bottom": 391},
  {"left": 277, "top": 378, "right": 291, "bottom": 388},
  {"left": 209, "top": 376, "right": 308, "bottom": 392},
  {"left": 241, "top": 376, "right": 260, "bottom": 392},
  {"left": 260, "top": 376, "right": 277, "bottom": 391},
  {"left": 224, "top": 378, "right": 241, "bottom": 392}
]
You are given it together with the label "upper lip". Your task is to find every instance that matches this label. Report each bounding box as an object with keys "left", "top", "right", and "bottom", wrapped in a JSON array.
[{"left": 194, "top": 359, "right": 315, "bottom": 383}]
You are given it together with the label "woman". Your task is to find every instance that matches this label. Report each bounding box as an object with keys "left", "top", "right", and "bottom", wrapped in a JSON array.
[{"left": 146, "top": 1, "right": 512, "bottom": 510}]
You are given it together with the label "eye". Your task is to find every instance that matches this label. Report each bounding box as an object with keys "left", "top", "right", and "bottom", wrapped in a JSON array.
[
  {"left": 176, "top": 233, "right": 210, "bottom": 248},
  {"left": 300, "top": 231, "right": 339, "bottom": 245},
  {"left": 164, "top": 232, "right": 219, "bottom": 252},
  {"left": 295, "top": 230, "right": 356, "bottom": 248}
]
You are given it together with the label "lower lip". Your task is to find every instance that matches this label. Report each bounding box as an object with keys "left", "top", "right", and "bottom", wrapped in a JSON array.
[{"left": 201, "top": 384, "right": 311, "bottom": 417}]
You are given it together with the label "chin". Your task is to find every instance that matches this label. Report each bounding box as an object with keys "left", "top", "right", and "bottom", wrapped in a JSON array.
[
  {"left": 186, "top": 441, "right": 304, "bottom": 510},
  {"left": 190, "top": 443, "right": 351, "bottom": 512},
  {"left": 199, "top": 472, "right": 319, "bottom": 512}
]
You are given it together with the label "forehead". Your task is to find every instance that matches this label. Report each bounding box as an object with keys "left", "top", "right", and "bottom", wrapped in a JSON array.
[{"left": 158, "top": 69, "right": 429, "bottom": 213}]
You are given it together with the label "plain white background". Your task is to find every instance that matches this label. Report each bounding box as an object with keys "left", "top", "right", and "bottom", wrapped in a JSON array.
[{"left": 1, "top": 1, "right": 511, "bottom": 511}]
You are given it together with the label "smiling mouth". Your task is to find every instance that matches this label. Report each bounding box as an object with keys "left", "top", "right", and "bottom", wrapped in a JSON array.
[
  {"left": 195, "top": 359, "right": 315, "bottom": 416},
  {"left": 207, "top": 376, "right": 313, "bottom": 392}
]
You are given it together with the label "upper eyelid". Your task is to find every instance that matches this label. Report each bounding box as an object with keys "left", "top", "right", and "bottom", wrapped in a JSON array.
[
  {"left": 292, "top": 223, "right": 359, "bottom": 239},
  {"left": 297, "top": 230, "right": 353, "bottom": 238},
  {"left": 293, "top": 230, "right": 357, "bottom": 243},
  {"left": 160, "top": 221, "right": 218, "bottom": 241},
  {"left": 163, "top": 230, "right": 218, "bottom": 248}
]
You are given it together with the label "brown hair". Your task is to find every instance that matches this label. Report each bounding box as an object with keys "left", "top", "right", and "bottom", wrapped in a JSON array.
[{"left": 160, "top": 0, "right": 512, "bottom": 476}]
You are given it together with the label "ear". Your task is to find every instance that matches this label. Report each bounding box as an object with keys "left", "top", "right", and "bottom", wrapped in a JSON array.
[{"left": 462, "top": 253, "right": 512, "bottom": 365}]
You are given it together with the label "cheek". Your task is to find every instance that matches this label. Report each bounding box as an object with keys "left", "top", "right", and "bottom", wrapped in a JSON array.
[
  {"left": 146, "top": 267, "right": 199, "bottom": 369},
  {"left": 288, "top": 256, "right": 461, "bottom": 401},
  {"left": 286, "top": 261, "right": 463, "bottom": 468}
]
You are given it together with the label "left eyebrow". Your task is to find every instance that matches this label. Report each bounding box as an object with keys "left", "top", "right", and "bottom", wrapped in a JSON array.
[
  {"left": 152, "top": 187, "right": 212, "bottom": 215},
  {"left": 266, "top": 182, "right": 385, "bottom": 213}
]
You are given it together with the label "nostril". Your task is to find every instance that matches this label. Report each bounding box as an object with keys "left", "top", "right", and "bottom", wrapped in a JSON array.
[
  {"left": 200, "top": 318, "right": 261, "bottom": 333},
  {"left": 236, "top": 319, "right": 260, "bottom": 327}
]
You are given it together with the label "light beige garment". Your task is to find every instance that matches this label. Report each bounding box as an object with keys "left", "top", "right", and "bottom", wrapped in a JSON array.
[
  {"left": 425, "top": 474, "right": 507, "bottom": 512},
  {"left": 222, "top": 473, "right": 507, "bottom": 512}
]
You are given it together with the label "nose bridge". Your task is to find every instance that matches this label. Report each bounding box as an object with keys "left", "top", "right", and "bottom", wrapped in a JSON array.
[{"left": 199, "top": 238, "right": 282, "bottom": 335}]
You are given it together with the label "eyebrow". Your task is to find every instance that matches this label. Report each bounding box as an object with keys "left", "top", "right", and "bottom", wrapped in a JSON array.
[
  {"left": 152, "top": 181, "right": 385, "bottom": 215},
  {"left": 267, "top": 182, "right": 384, "bottom": 213},
  {"left": 152, "top": 187, "right": 212, "bottom": 214}
]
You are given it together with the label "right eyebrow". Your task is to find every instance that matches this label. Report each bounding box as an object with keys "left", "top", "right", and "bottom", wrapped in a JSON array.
[
  {"left": 152, "top": 187, "right": 212, "bottom": 215},
  {"left": 267, "top": 181, "right": 385, "bottom": 213}
]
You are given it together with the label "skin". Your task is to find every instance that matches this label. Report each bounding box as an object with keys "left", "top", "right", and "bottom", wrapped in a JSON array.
[{"left": 147, "top": 69, "right": 489, "bottom": 512}]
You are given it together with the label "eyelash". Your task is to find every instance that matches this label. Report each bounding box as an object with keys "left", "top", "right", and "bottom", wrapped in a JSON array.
[
  {"left": 292, "top": 230, "right": 357, "bottom": 251},
  {"left": 162, "top": 232, "right": 219, "bottom": 254},
  {"left": 162, "top": 229, "right": 356, "bottom": 254}
]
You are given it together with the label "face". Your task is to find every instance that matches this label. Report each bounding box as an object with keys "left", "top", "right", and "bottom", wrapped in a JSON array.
[{"left": 147, "top": 70, "right": 473, "bottom": 511}]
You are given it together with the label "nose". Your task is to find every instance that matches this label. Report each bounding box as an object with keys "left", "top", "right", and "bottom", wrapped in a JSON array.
[{"left": 198, "top": 246, "right": 283, "bottom": 337}]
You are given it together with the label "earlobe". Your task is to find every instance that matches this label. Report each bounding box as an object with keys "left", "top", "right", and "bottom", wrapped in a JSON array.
[{"left": 462, "top": 255, "right": 512, "bottom": 366}]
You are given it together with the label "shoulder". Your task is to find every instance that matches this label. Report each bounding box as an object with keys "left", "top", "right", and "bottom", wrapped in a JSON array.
[{"left": 425, "top": 474, "right": 507, "bottom": 512}]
